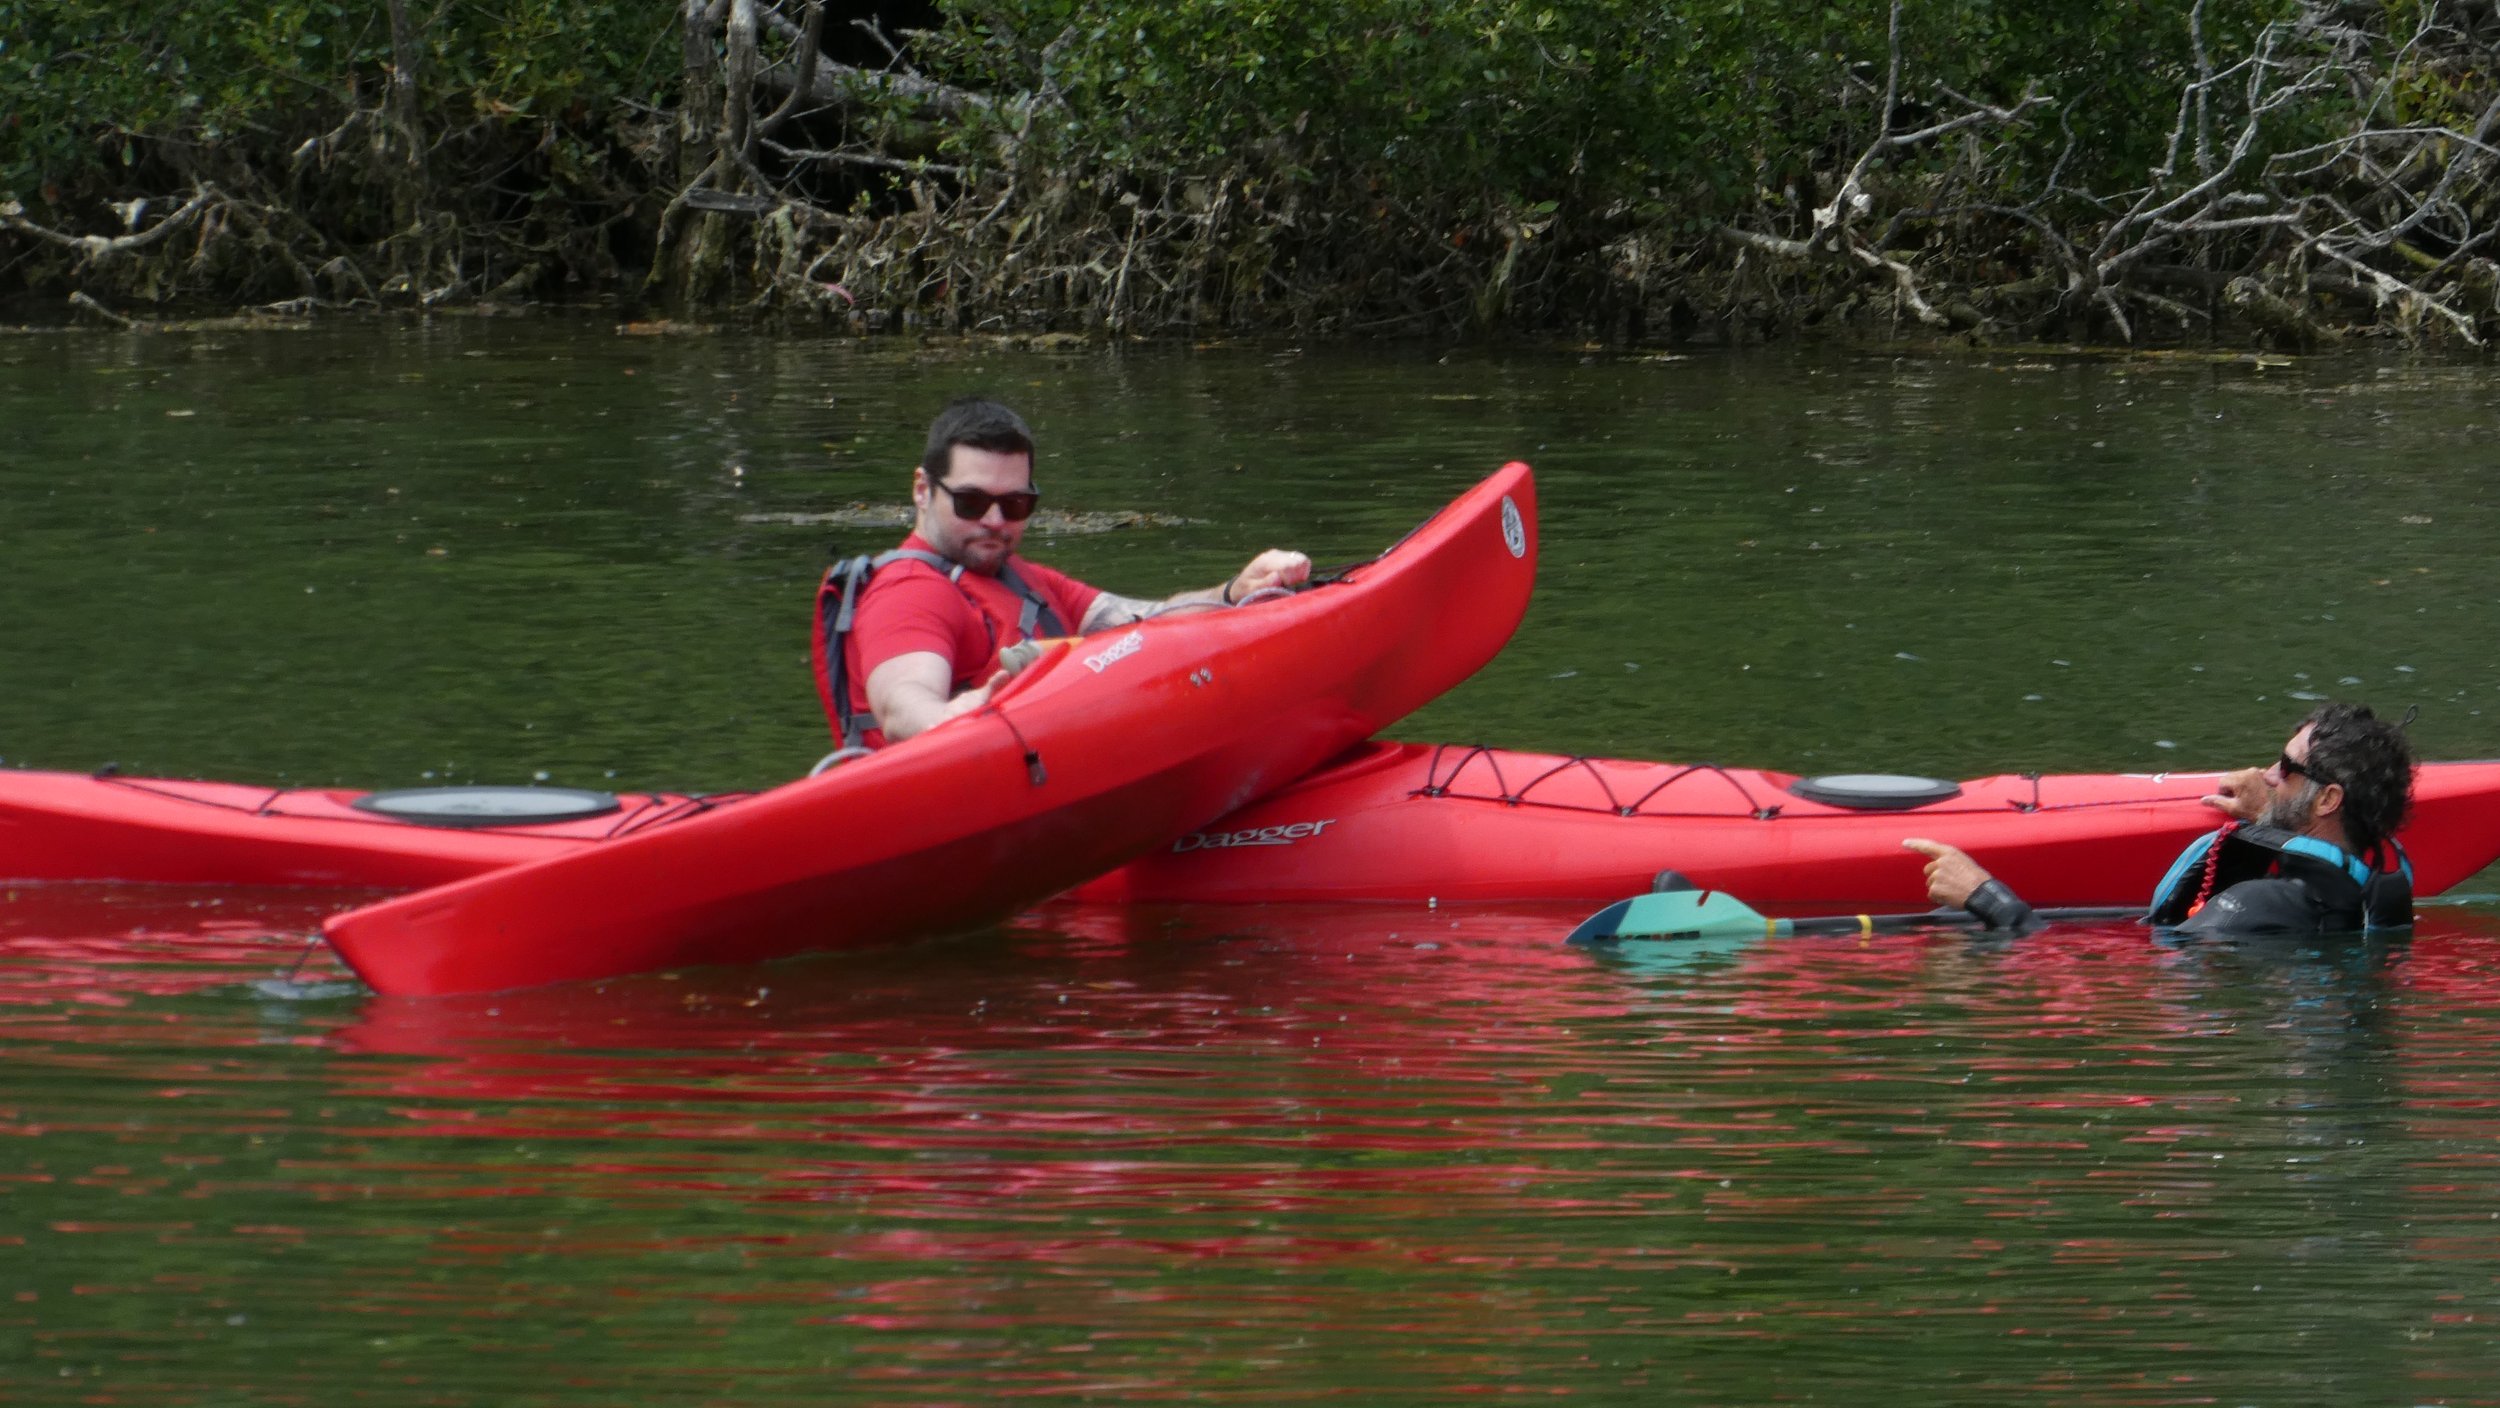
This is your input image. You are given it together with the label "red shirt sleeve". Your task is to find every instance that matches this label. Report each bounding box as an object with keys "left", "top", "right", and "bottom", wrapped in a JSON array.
[
  {"left": 841, "top": 546, "right": 1104, "bottom": 746},
  {"left": 847, "top": 564, "right": 988, "bottom": 696}
]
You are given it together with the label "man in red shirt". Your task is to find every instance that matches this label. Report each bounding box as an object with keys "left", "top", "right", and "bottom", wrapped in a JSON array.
[{"left": 817, "top": 397, "right": 1310, "bottom": 748}]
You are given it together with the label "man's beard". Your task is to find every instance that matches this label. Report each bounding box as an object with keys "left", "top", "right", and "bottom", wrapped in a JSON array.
[
  {"left": 957, "top": 536, "right": 1011, "bottom": 573},
  {"left": 938, "top": 529, "right": 1012, "bottom": 573},
  {"left": 2260, "top": 778, "right": 2320, "bottom": 832}
]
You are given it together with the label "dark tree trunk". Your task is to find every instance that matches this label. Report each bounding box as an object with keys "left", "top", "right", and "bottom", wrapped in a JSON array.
[{"left": 383, "top": 0, "right": 431, "bottom": 285}]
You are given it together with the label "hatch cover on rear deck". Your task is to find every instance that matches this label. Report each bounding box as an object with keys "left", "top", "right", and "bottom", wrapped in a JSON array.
[
  {"left": 1785, "top": 774, "right": 1963, "bottom": 810},
  {"left": 350, "top": 786, "right": 622, "bottom": 828}
]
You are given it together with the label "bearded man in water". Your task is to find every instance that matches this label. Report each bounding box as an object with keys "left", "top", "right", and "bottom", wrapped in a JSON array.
[{"left": 1906, "top": 701, "right": 2417, "bottom": 934}]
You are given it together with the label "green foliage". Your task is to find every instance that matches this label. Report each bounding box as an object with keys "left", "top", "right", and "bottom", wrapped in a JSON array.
[
  {"left": 3, "top": 0, "right": 2461, "bottom": 337},
  {"left": 0, "top": 0, "right": 671, "bottom": 202},
  {"left": 928, "top": 0, "right": 2309, "bottom": 222},
  {"left": 0, "top": 0, "right": 2372, "bottom": 223},
  {"left": 431, "top": 0, "right": 674, "bottom": 119}
]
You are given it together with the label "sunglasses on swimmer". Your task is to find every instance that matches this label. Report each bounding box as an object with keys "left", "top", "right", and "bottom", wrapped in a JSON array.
[
  {"left": 932, "top": 480, "right": 1041, "bottom": 522},
  {"left": 2277, "top": 750, "right": 2339, "bottom": 788}
]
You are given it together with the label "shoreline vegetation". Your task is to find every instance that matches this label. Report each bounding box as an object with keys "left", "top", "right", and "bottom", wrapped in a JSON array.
[{"left": 3, "top": 0, "right": 2496, "bottom": 351}]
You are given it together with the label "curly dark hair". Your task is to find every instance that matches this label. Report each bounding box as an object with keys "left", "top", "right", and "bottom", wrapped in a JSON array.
[{"left": 2300, "top": 701, "right": 2416, "bottom": 853}]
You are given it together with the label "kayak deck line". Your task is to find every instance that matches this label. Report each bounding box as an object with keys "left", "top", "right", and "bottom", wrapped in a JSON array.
[
  {"left": 80, "top": 771, "right": 761, "bottom": 840},
  {"left": 1080, "top": 743, "right": 2500, "bottom": 910},
  {"left": 1405, "top": 744, "right": 2222, "bottom": 821}
]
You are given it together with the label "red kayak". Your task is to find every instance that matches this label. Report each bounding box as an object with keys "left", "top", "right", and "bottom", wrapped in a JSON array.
[
  {"left": 310, "top": 464, "right": 1537, "bottom": 994},
  {"left": 4, "top": 468, "right": 1536, "bottom": 992},
  {"left": 1072, "top": 741, "right": 2500, "bottom": 910},
  {"left": 15, "top": 729, "right": 2495, "bottom": 924},
  {"left": 0, "top": 772, "right": 735, "bottom": 890}
]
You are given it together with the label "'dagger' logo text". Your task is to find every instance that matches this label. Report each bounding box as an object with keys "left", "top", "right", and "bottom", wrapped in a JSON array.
[
  {"left": 1084, "top": 630, "right": 1145, "bottom": 674},
  {"left": 1171, "top": 819, "right": 1338, "bottom": 852}
]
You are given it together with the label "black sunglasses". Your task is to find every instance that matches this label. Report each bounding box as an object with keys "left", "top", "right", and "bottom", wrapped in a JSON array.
[
  {"left": 931, "top": 480, "right": 1040, "bottom": 522},
  {"left": 2278, "top": 750, "right": 2339, "bottom": 788}
]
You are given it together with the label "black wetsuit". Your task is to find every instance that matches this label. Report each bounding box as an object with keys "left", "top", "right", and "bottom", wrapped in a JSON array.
[{"left": 1964, "top": 823, "right": 2414, "bottom": 936}]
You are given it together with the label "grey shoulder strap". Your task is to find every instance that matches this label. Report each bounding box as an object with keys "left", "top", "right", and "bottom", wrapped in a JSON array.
[
  {"left": 834, "top": 548, "right": 961, "bottom": 634},
  {"left": 994, "top": 561, "right": 1071, "bottom": 639},
  {"left": 825, "top": 549, "right": 1067, "bottom": 750},
  {"left": 824, "top": 548, "right": 964, "bottom": 749}
]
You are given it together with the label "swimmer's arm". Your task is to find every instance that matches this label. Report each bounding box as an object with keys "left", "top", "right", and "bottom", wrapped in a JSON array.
[{"left": 1903, "top": 837, "right": 2038, "bottom": 931}]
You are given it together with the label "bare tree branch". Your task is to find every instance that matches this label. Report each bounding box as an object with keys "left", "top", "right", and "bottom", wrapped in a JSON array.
[
  {"left": 755, "top": 0, "right": 827, "bottom": 143},
  {"left": 752, "top": 52, "right": 995, "bottom": 119},
  {"left": 2311, "top": 238, "right": 2485, "bottom": 343},
  {"left": 761, "top": 139, "right": 965, "bottom": 177},
  {"left": 1, "top": 187, "right": 221, "bottom": 258},
  {"left": 725, "top": 0, "right": 760, "bottom": 165}
]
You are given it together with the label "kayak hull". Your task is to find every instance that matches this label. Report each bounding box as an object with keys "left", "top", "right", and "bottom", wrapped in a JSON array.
[{"left": 1074, "top": 741, "right": 2500, "bottom": 910}]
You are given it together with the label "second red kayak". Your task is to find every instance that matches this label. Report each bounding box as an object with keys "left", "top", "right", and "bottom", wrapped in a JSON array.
[
  {"left": 1074, "top": 741, "right": 2500, "bottom": 910},
  {"left": 14, "top": 736, "right": 2497, "bottom": 924}
]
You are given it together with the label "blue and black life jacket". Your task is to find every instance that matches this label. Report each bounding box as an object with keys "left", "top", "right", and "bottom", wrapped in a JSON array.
[{"left": 2145, "top": 822, "right": 2414, "bottom": 934}]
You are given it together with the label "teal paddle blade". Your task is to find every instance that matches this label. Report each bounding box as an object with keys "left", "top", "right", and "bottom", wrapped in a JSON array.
[
  {"left": 1566, "top": 889, "right": 1780, "bottom": 944},
  {"left": 1586, "top": 931, "right": 1765, "bottom": 971},
  {"left": 1564, "top": 898, "right": 1637, "bottom": 946}
]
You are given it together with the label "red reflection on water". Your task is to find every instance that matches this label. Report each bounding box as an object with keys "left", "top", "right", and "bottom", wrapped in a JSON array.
[
  {"left": 198, "top": 901, "right": 1670, "bottom": 1262},
  {"left": 327, "top": 900, "right": 1608, "bottom": 1124},
  {"left": 16, "top": 880, "right": 2500, "bottom": 1399},
  {"left": 22, "top": 881, "right": 2500, "bottom": 1170},
  {"left": 0, "top": 883, "right": 341, "bottom": 1013}
]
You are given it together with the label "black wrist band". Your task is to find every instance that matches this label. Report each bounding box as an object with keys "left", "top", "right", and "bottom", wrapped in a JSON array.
[{"left": 1965, "top": 878, "right": 2038, "bottom": 932}]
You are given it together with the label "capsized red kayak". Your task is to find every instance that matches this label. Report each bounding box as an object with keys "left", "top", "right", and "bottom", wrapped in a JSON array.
[
  {"left": 1071, "top": 741, "right": 2500, "bottom": 910},
  {"left": 314, "top": 464, "right": 1537, "bottom": 995}
]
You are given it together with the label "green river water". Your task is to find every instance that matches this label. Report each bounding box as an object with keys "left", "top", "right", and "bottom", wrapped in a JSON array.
[{"left": 6, "top": 323, "right": 2500, "bottom": 1403}]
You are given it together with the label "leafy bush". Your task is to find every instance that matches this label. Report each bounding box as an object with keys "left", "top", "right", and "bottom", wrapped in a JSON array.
[
  {"left": 7, "top": 0, "right": 2480, "bottom": 346},
  {"left": 0, "top": 0, "right": 668, "bottom": 204},
  {"left": 936, "top": 0, "right": 2301, "bottom": 224}
]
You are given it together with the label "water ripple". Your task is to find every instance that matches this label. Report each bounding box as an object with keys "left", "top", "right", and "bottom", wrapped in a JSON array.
[{"left": 11, "top": 886, "right": 2500, "bottom": 1400}]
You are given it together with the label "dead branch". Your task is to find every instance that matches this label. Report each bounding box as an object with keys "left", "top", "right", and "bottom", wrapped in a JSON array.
[
  {"left": 2310, "top": 239, "right": 2484, "bottom": 343},
  {"left": 751, "top": 54, "right": 994, "bottom": 119},
  {"left": 1811, "top": 2, "right": 2048, "bottom": 256},
  {"left": 753, "top": 8, "right": 993, "bottom": 119},
  {"left": 755, "top": 0, "right": 826, "bottom": 144},
  {"left": 2, "top": 187, "right": 221, "bottom": 259},
  {"left": 67, "top": 291, "right": 135, "bottom": 326},
  {"left": 725, "top": 0, "right": 760, "bottom": 166},
  {"left": 760, "top": 139, "right": 964, "bottom": 177},
  {"left": 847, "top": 17, "right": 911, "bottom": 69},
  {"left": 1710, "top": 0, "right": 2028, "bottom": 328}
]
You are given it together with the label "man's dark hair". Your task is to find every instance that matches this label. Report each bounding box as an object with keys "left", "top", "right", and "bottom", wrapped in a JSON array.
[
  {"left": 920, "top": 397, "right": 1034, "bottom": 481},
  {"left": 2303, "top": 701, "right": 2416, "bottom": 852}
]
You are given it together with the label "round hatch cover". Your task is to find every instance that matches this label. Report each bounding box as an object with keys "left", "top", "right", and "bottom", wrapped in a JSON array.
[
  {"left": 1786, "top": 773, "right": 1963, "bottom": 810},
  {"left": 351, "top": 785, "right": 622, "bottom": 828}
]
